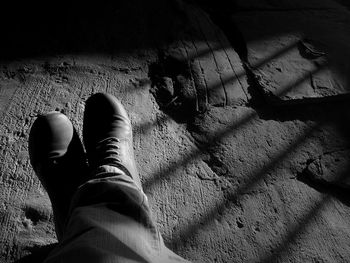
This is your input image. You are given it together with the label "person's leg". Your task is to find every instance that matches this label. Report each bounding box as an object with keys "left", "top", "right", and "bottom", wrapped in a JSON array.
[
  {"left": 45, "top": 165, "right": 188, "bottom": 263},
  {"left": 29, "top": 94, "right": 190, "bottom": 263}
]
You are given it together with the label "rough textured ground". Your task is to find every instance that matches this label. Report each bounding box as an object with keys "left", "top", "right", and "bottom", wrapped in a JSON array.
[{"left": 1, "top": 1, "right": 350, "bottom": 263}]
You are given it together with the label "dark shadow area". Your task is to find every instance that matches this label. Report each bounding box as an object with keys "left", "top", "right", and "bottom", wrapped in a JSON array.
[
  {"left": 252, "top": 95, "right": 350, "bottom": 123},
  {"left": 148, "top": 53, "right": 201, "bottom": 123},
  {"left": 0, "top": 0, "right": 241, "bottom": 63},
  {"left": 333, "top": 0, "right": 350, "bottom": 10},
  {"left": 188, "top": 0, "right": 248, "bottom": 62},
  {"left": 14, "top": 243, "right": 56, "bottom": 263},
  {"left": 0, "top": 1, "right": 186, "bottom": 61},
  {"left": 1, "top": 3, "right": 120, "bottom": 60}
]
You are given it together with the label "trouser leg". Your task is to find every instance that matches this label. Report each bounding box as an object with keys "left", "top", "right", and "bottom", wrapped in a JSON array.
[{"left": 44, "top": 165, "right": 190, "bottom": 263}]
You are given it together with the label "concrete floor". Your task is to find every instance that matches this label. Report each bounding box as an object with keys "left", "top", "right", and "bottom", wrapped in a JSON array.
[{"left": 1, "top": 1, "right": 350, "bottom": 262}]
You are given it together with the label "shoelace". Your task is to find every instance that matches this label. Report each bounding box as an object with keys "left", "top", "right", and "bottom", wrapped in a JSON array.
[{"left": 93, "top": 137, "right": 122, "bottom": 166}]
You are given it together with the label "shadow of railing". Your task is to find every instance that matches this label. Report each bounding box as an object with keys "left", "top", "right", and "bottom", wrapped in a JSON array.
[
  {"left": 140, "top": 53, "right": 348, "bottom": 258},
  {"left": 297, "top": 166, "right": 350, "bottom": 207},
  {"left": 143, "top": 58, "right": 329, "bottom": 190},
  {"left": 135, "top": 40, "right": 305, "bottom": 137},
  {"left": 259, "top": 194, "right": 330, "bottom": 263},
  {"left": 169, "top": 121, "right": 321, "bottom": 248},
  {"left": 187, "top": 40, "right": 308, "bottom": 108},
  {"left": 186, "top": 31, "right": 299, "bottom": 94},
  {"left": 274, "top": 64, "right": 326, "bottom": 99},
  {"left": 142, "top": 109, "right": 258, "bottom": 190},
  {"left": 259, "top": 165, "right": 350, "bottom": 263}
]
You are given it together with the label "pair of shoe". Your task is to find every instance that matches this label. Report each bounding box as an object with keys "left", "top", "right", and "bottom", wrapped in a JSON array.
[{"left": 28, "top": 93, "right": 142, "bottom": 238}]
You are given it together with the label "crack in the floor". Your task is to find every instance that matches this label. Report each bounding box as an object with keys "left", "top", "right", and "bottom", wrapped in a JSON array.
[
  {"left": 201, "top": 152, "right": 229, "bottom": 178},
  {"left": 297, "top": 148, "right": 350, "bottom": 206}
]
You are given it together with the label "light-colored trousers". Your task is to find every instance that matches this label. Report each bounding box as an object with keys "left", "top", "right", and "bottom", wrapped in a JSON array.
[{"left": 44, "top": 165, "right": 190, "bottom": 263}]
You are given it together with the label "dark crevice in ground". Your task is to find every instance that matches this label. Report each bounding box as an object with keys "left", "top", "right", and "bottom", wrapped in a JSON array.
[
  {"left": 296, "top": 147, "right": 350, "bottom": 206},
  {"left": 202, "top": 153, "right": 229, "bottom": 178},
  {"left": 244, "top": 63, "right": 268, "bottom": 108},
  {"left": 23, "top": 206, "right": 48, "bottom": 226},
  {"left": 200, "top": 151, "right": 236, "bottom": 191},
  {"left": 297, "top": 166, "right": 350, "bottom": 207}
]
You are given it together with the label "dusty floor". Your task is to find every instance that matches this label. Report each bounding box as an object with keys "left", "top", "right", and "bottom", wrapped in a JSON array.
[{"left": 1, "top": 1, "right": 350, "bottom": 262}]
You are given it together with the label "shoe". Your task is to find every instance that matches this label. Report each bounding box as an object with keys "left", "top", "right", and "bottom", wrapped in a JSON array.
[
  {"left": 28, "top": 112, "right": 88, "bottom": 239},
  {"left": 83, "top": 93, "right": 142, "bottom": 189}
]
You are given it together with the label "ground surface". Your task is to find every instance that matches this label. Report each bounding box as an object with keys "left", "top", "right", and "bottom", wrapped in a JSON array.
[{"left": 1, "top": 1, "right": 350, "bottom": 262}]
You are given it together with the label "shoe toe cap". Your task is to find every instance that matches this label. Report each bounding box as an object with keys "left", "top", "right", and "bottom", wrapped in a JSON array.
[{"left": 29, "top": 112, "right": 74, "bottom": 164}]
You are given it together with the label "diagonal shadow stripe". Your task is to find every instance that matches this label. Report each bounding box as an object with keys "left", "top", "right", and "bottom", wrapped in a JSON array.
[
  {"left": 131, "top": 41, "right": 311, "bottom": 138},
  {"left": 139, "top": 32, "right": 298, "bottom": 101},
  {"left": 249, "top": 41, "right": 299, "bottom": 70},
  {"left": 143, "top": 109, "right": 258, "bottom": 191},
  {"left": 143, "top": 66, "right": 326, "bottom": 191},
  {"left": 193, "top": 41, "right": 301, "bottom": 100},
  {"left": 273, "top": 64, "right": 327, "bottom": 99},
  {"left": 169, "top": 121, "right": 322, "bottom": 248},
  {"left": 259, "top": 165, "right": 350, "bottom": 263},
  {"left": 129, "top": 42, "right": 307, "bottom": 140},
  {"left": 139, "top": 56, "right": 337, "bottom": 254},
  {"left": 133, "top": 114, "right": 171, "bottom": 136},
  {"left": 260, "top": 195, "right": 330, "bottom": 263}
]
